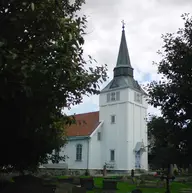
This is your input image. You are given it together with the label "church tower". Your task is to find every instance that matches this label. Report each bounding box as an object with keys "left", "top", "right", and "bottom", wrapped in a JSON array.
[{"left": 99, "top": 23, "right": 148, "bottom": 171}]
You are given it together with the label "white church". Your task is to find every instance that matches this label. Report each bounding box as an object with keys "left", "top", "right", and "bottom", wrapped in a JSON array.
[{"left": 46, "top": 25, "right": 148, "bottom": 173}]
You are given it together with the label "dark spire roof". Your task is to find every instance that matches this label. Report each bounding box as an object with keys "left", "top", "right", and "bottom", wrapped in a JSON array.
[
  {"left": 113, "top": 23, "right": 133, "bottom": 77},
  {"left": 101, "top": 21, "right": 145, "bottom": 94}
]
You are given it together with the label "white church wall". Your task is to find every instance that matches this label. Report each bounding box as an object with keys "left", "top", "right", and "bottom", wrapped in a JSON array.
[
  {"left": 59, "top": 139, "right": 89, "bottom": 169},
  {"left": 128, "top": 89, "right": 148, "bottom": 170},
  {"left": 99, "top": 87, "right": 148, "bottom": 171},
  {"left": 99, "top": 89, "right": 129, "bottom": 170},
  {"left": 88, "top": 126, "right": 102, "bottom": 169},
  {"left": 127, "top": 101, "right": 135, "bottom": 170}
]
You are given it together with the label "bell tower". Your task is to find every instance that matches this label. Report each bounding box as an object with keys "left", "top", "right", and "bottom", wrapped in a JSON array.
[{"left": 99, "top": 21, "right": 148, "bottom": 171}]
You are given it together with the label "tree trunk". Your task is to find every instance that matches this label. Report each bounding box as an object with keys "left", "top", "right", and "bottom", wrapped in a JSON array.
[{"left": 165, "top": 164, "right": 171, "bottom": 193}]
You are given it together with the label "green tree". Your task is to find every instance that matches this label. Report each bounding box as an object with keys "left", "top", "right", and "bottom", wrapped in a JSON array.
[
  {"left": 147, "top": 13, "right": 192, "bottom": 167},
  {"left": 148, "top": 116, "right": 181, "bottom": 169},
  {"left": 0, "top": 0, "right": 107, "bottom": 172}
]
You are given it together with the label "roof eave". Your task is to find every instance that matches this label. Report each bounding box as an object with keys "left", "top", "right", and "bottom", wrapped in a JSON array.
[{"left": 67, "top": 136, "right": 90, "bottom": 141}]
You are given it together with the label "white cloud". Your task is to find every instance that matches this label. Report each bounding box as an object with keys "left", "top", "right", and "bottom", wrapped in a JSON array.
[{"left": 65, "top": 0, "right": 192, "bottom": 117}]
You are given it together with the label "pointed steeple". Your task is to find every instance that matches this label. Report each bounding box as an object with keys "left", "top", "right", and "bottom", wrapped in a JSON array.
[
  {"left": 101, "top": 21, "right": 146, "bottom": 94},
  {"left": 114, "top": 21, "right": 133, "bottom": 77}
]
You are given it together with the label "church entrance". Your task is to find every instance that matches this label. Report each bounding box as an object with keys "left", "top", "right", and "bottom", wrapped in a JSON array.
[{"left": 135, "top": 151, "right": 141, "bottom": 169}]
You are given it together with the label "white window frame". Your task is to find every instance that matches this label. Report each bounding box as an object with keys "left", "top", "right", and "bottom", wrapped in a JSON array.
[{"left": 76, "top": 144, "right": 82, "bottom": 161}]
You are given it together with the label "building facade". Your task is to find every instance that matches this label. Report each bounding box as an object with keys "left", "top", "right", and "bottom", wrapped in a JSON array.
[{"left": 45, "top": 26, "right": 148, "bottom": 173}]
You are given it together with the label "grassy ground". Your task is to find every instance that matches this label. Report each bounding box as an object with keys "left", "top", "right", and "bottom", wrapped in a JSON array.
[
  {"left": 55, "top": 175, "right": 192, "bottom": 193},
  {"left": 87, "top": 177, "right": 192, "bottom": 193}
]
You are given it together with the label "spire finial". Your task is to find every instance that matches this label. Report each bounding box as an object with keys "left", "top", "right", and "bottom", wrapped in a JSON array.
[{"left": 121, "top": 20, "right": 125, "bottom": 30}]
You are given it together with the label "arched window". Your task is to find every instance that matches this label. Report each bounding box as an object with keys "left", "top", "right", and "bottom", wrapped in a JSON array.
[{"left": 76, "top": 144, "right": 82, "bottom": 161}]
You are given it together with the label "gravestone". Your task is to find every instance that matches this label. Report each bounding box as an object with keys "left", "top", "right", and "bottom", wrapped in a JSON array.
[
  {"left": 43, "top": 184, "right": 57, "bottom": 193},
  {"left": 137, "top": 180, "right": 162, "bottom": 188},
  {"left": 13, "top": 175, "right": 43, "bottom": 185},
  {"left": 2, "top": 175, "right": 56, "bottom": 193},
  {"left": 132, "top": 189, "right": 142, "bottom": 193},
  {"left": 43, "top": 178, "right": 57, "bottom": 186},
  {"left": 55, "top": 182, "right": 74, "bottom": 193},
  {"left": 1, "top": 184, "right": 46, "bottom": 193},
  {"left": 58, "top": 178, "right": 73, "bottom": 184},
  {"left": 72, "top": 186, "right": 86, "bottom": 193},
  {"left": 103, "top": 180, "right": 117, "bottom": 190},
  {"left": 80, "top": 178, "right": 94, "bottom": 190},
  {"left": 73, "top": 178, "right": 80, "bottom": 185}
]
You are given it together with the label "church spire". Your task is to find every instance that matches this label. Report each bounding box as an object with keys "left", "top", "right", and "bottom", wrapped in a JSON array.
[{"left": 114, "top": 21, "right": 133, "bottom": 77}]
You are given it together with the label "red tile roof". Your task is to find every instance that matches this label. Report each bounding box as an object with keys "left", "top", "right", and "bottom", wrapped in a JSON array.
[{"left": 66, "top": 111, "right": 99, "bottom": 137}]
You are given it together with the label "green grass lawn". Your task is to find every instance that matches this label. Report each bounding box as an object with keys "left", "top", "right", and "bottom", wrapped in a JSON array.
[{"left": 87, "top": 177, "right": 192, "bottom": 193}]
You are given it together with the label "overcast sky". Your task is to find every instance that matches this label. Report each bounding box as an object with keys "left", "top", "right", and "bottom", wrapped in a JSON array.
[{"left": 65, "top": 0, "right": 192, "bottom": 116}]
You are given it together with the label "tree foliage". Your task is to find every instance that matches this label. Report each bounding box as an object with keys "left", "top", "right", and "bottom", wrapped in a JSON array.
[
  {"left": 148, "top": 116, "right": 181, "bottom": 168},
  {"left": 0, "top": 0, "right": 107, "bottom": 172},
  {"left": 147, "top": 13, "right": 192, "bottom": 167}
]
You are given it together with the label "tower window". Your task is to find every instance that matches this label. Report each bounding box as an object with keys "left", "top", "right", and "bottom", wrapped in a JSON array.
[
  {"left": 134, "top": 92, "right": 142, "bottom": 103},
  {"left": 111, "top": 92, "right": 116, "bottom": 101},
  {"left": 106, "top": 92, "right": 120, "bottom": 102},
  {"left": 111, "top": 115, "right": 116, "bottom": 124}
]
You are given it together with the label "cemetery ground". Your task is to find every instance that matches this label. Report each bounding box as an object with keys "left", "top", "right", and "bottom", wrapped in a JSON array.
[
  {"left": 85, "top": 176, "right": 192, "bottom": 193},
  {"left": 1, "top": 173, "right": 192, "bottom": 193}
]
